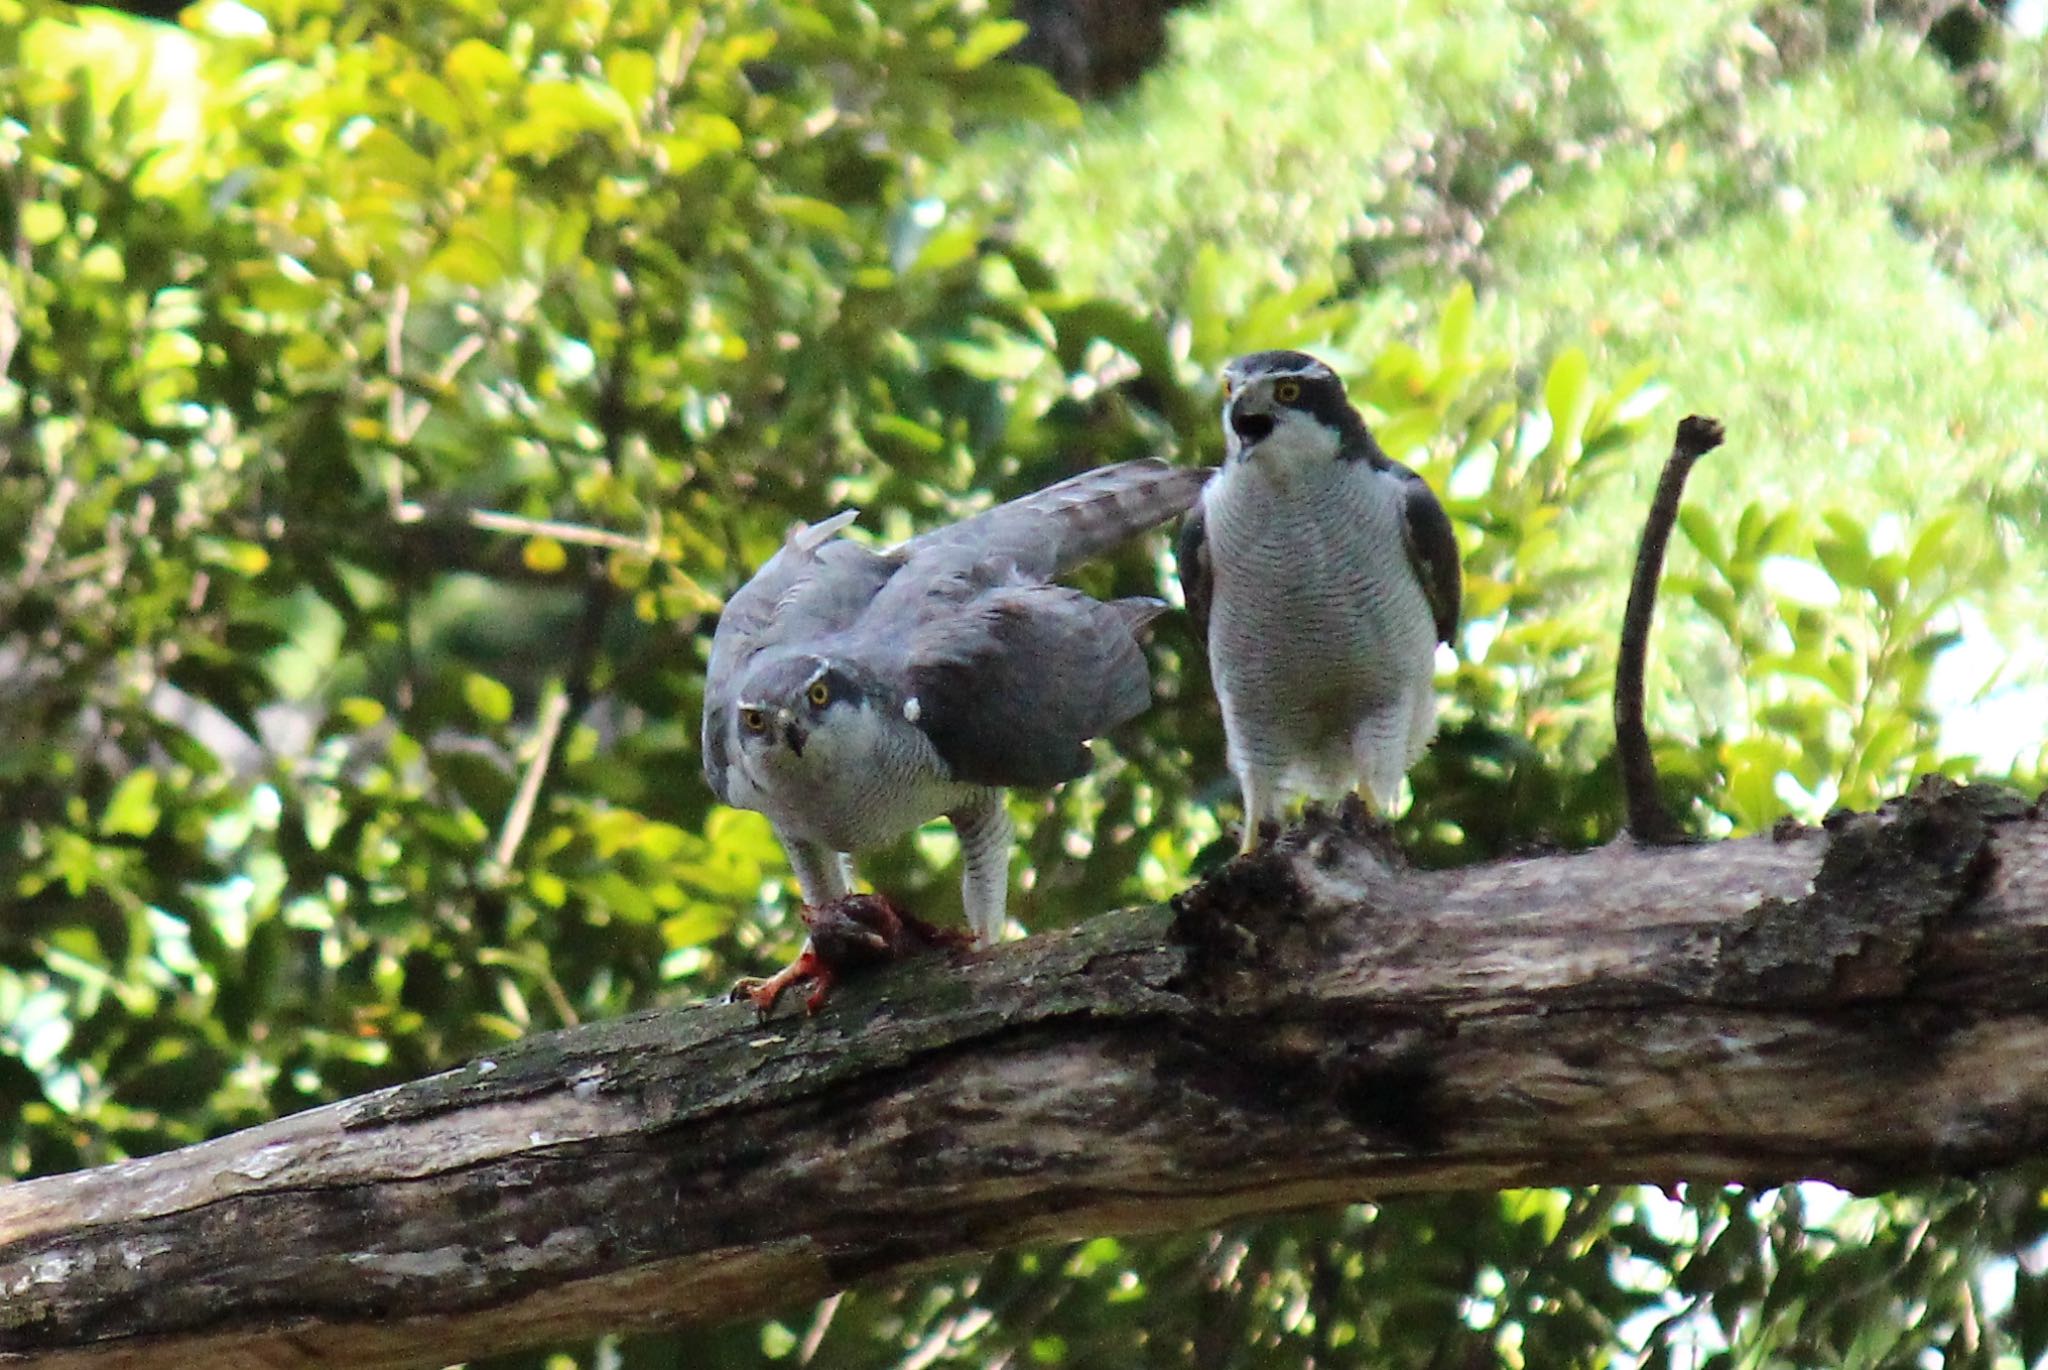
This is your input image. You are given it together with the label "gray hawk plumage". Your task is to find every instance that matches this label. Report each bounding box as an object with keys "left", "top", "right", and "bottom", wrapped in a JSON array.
[
  {"left": 704, "top": 458, "right": 1209, "bottom": 946},
  {"left": 1179, "top": 350, "right": 1461, "bottom": 852}
]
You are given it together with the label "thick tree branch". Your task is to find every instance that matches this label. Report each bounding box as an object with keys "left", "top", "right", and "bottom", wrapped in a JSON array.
[{"left": 4, "top": 779, "right": 2048, "bottom": 1369}]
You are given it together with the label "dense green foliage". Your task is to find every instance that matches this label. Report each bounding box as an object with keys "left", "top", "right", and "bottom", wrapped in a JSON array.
[{"left": 3, "top": 0, "right": 2046, "bottom": 1365}]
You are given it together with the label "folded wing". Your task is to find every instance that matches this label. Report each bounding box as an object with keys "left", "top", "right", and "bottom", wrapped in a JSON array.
[{"left": 908, "top": 587, "right": 1165, "bottom": 787}]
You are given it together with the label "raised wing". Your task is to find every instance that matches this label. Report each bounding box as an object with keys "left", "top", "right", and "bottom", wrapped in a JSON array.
[
  {"left": 1176, "top": 500, "right": 1212, "bottom": 647},
  {"left": 907, "top": 587, "right": 1164, "bottom": 787},
  {"left": 1392, "top": 465, "right": 1462, "bottom": 645},
  {"left": 700, "top": 512, "right": 895, "bottom": 800},
  {"left": 905, "top": 459, "right": 1210, "bottom": 582}
]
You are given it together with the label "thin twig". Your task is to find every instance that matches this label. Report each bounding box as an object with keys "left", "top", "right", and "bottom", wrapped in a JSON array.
[
  {"left": 0, "top": 272, "right": 19, "bottom": 416},
  {"left": 384, "top": 288, "right": 490, "bottom": 453},
  {"left": 796, "top": 1291, "right": 842, "bottom": 1365},
  {"left": 488, "top": 556, "right": 615, "bottom": 870},
  {"left": 485, "top": 296, "right": 632, "bottom": 872},
  {"left": 491, "top": 687, "right": 572, "bottom": 872},
  {"left": 1, "top": 160, "right": 32, "bottom": 472},
  {"left": 383, "top": 285, "right": 414, "bottom": 508},
  {"left": 900, "top": 1314, "right": 961, "bottom": 1370},
  {"left": 18, "top": 472, "right": 78, "bottom": 589},
  {"left": 429, "top": 332, "right": 486, "bottom": 391},
  {"left": 1615, "top": 414, "right": 1725, "bottom": 844},
  {"left": 392, "top": 500, "right": 657, "bottom": 553}
]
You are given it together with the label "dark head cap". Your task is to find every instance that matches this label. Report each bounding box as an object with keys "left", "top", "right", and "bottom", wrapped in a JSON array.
[{"left": 1220, "top": 350, "right": 1367, "bottom": 456}]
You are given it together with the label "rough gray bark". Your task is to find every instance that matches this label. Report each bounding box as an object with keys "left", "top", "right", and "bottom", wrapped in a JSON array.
[{"left": 4, "top": 778, "right": 2047, "bottom": 1370}]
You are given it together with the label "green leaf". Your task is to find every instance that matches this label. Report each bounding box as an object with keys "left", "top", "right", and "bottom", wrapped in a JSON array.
[
  {"left": 101, "top": 770, "right": 160, "bottom": 838},
  {"left": 504, "top": 81, "right": 635, "bottom": 157},
  {"left": 604, "top": 48, "right": 656, "bottom": 111},
  {"left": 198, "top": 538, "right": 271, "bottom": 577},
  {"left": 1866, "top": 552, "right": 1903, "bottom": 610},
  {"left": 21, "top": 199, "right": 65, "bottom": 246},
  {"left": 1437, "top": 281, "right": 1476, "bottom": 365},
  {"left": 434, "top": 749, "right": 515, "bottom": 818},
  {"left": 1906, "top": 511, "right": 1962, "bottom": 582},
  {"left": 522, "top": 536, "right": 568, "bottom": 573},
  {"left": 389, "top": 71, "right": 466, "bottom": 131},
  {"left": 463, "top": 673, "right": 515, "bottom": 725},
  {"left": 1541, "top": 347, "right": 1593, "bottom": 465},
  {"left": 1690, "top": 582, "right": 1739, "bottom": 637},
  {"left": 424, "top": 234, "right": 508, "bottom": 288},
  {"left": 954, "top": 19, "right": 1028, "bottom": 69},
  {"left": 760, "top": 1321, "right": 797, "bottom": 1359},
  {"left": 658, "top": 112, "right": 743, "bottom": 174},
  {"left": 910, "top": 222, "right": 980, "bottom": 275},
  {"left": 1049, "top": 299, "right": 1175, "bottom": 383},
  {"left": 1814, "top": 533, "right": 1870, "bottom": 591},
  {"left": 1721, "top": 737, "right": 1792, "bottom": 832},
  {"left": 768, "top": 194, "right": 855, "bottom": 236},
  {"left": 1733, "top": 503, "right": 1766, "bottom": 560},
  {"left": 1231, "top": 272, "right": 1345, "bottom": 354},
  {"left": 1182, "top": 243, "right": 1232, "bottom": 367},
  {"left": 660, "top": 903, "right": 735, "bottom": 949},
  {"left": 1678, "top": 507, "right": 1729, "bottom": 577},
  {"left": 869, "top": 413, "right": 946, "bottom": 456},
  {"left": 444, "top": 38, "right": 520, "bottom": 98}
]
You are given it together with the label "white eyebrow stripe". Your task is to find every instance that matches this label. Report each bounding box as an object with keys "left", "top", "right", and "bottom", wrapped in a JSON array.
[{"left": 1227, "top": 363, "right": 1334, "bottom": 385}]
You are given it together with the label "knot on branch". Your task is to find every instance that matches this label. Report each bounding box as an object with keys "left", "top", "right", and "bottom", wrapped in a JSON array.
[
  {"left": 1169, "top": 799, "right": 1404, "bottom": 999},
  {"left": 1157, "top": 1014, "right": 1447, "bottom": 1153},
  {"left": 1714, "top": 775, "right": 2023, "bottom": 1002}
]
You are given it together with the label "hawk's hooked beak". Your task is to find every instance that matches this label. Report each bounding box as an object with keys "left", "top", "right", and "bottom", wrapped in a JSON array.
[
  {"left": 1229, "top": 397, "right": 1277, "bottom": 451},
  {"left": 781, "top": 715, "right": 807, "bottom": 757}
]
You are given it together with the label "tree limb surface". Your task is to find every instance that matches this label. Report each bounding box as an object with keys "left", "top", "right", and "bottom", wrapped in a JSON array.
[{"left": 5, "top": 778, "right": 2048, "bottom": 1369}]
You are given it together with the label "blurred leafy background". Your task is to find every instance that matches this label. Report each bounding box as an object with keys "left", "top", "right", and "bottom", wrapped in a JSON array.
[{"left": 3, "top": 0, "right": 2047, "bottom": 1363}]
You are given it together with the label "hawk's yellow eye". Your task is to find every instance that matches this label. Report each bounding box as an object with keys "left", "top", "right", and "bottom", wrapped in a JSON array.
[
  {"left": 1274, "top": 379, "right": 1303, "bottom": 403},
  {"left": 740, "top": 708, "right": 768, "bottom": 733},
  {"left": 807, "top": 680, "right": 831, "bottom": 707}
]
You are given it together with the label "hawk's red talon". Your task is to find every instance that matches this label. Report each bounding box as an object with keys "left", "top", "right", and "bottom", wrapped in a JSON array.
[
  {"left": 727, "top": 944, "right": 832, "bottom": 1017},
  {"left": 728, "top": 893, "right": 970, "bottom": 1019}
]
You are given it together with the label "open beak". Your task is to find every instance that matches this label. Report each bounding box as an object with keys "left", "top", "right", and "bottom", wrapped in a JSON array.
[{"left": 1229, "top": 398, "right": 1277, "bottom": 449}]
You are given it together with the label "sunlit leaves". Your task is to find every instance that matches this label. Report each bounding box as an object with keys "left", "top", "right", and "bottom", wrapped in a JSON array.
[
  {"left": 0, "top": 0, "right": 1151, "bottom": 1192},
  {"left": 5, "top": 0, "right": 2044, "bottom": 1367},
  {"left": 99, "top": 771, "right": 162, "bottom": 839}
]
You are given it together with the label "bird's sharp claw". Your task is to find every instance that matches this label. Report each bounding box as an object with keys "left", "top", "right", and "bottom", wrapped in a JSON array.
[
  {"left": 727, "top": 949, "right": 826, "bottom": 1020},
  {"left": 1237, "top": 817, "right": 1280, "bottom": 855},
  {"left": 731, "top": 894, "right": 971, "bottom": 1021}
]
